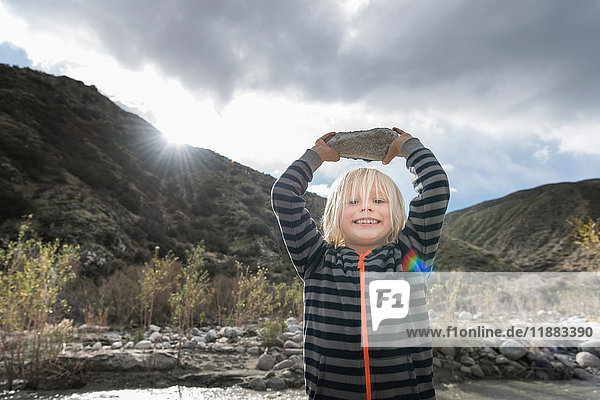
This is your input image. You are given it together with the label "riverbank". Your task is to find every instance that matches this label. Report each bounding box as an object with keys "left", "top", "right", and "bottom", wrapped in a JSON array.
[
  {"left": 3, "top": 380, "right": 599, "bottom": 400},
  {"left": 2, "top": 318, "right": 599, "bottom": 392}
]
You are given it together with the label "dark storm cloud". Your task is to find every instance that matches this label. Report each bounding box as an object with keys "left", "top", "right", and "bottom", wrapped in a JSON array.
[{"left": 6, "top": 0, "right": 600, "bottom": 116}]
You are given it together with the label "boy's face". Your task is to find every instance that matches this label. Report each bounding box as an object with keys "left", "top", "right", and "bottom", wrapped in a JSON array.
[{"left": 340, "top": 186, "right": 392, "bottom": 253}]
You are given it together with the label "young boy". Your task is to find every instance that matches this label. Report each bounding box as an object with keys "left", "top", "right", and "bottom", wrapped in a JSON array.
[{"left": 271, "top": 128, "right": 450, "bottom": 399}]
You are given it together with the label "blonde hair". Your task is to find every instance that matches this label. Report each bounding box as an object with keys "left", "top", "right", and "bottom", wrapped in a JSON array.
[{"left": 322, "top": 168, "right": 406, "bottom": 248}]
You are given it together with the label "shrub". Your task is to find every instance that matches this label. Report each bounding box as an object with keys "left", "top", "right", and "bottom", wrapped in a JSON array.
[
  {"left": 231, "top": 264, "right": 279, "bottom": 326},
  {"left": 257, "top": 318, "right": 284, "bottom": 347},
  {"left": 139, "top": 247, "right": 178, "bottom": 329},
  {"left": 0, "top": 221, "right": 78, "bottom": 389},
  {"left": 169, "top": 244, "right": 211, "bottom": 334}
]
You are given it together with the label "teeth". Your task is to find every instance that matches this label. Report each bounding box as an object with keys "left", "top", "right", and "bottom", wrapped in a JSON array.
[{"left": 355, "top": 219, "right": 379, "bottom": 224}]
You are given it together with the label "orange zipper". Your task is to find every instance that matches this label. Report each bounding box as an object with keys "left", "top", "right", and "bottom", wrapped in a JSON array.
[{"left": 357, "top": 250, "right": 372, "bottom": 400}]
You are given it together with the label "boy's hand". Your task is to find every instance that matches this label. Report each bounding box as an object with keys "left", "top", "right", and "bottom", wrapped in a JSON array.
[
  {"left": 312, "top": 132, "right": 340, "bottom": 162},
  {"left": 382, "top": 127, "right": 413, "bottom": 165}
]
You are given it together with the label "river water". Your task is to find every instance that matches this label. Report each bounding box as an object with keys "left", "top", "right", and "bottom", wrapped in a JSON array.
[{"left": 2, "top": 380, "right": 599, "bottom": 400}]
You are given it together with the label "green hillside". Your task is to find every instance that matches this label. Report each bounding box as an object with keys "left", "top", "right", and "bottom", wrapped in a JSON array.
[
  {"left": 0, "top": 64, "right": 325, "bottom": 282},
  {"left": 1, "top": 64, "right": 597, "bottom": 279},
  {"left": 437, "top": 180, "right": 600, "bottom": 271}
]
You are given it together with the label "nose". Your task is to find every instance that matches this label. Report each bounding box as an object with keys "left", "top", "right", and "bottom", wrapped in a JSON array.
[{"left": 361, "top": 206, "right": 373, "bottom": 212}]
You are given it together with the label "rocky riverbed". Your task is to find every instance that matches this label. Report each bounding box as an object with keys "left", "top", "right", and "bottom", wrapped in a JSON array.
[{"left": 2, "top": 317, "right": 599, "bottom": 392}]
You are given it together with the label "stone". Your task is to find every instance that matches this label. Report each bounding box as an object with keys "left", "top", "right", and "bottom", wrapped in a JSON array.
[
  {"left": 283, "top": 332, "right": 296, "bottom": 340},
  {"left": 257, "top": 354, "right": 276, "bottom": 370},
  {"left": 249, "top": 377, "right": 267, "bottom": 391},
  {"left": 495, "top": 355, "right": 509, "bottom": 365},
  {"left": 192, "top": 336, "right": 206, "bottom": 344},
  {"left": 124, "top": 341, "right": 134, "bottom": 349},
  {"left": 235, "top": 345, "right": 246, "bottom": 353},
  {"left": 217, "top": 337, "right": 229, "bottom": 343},
  {"left": 470, "top": 365, "right": 485, "bottom": 378},
  {"left": 439, "top": 347, "right": 456, "bottom": 357},
  {"left": 149, "top": 324, "right": 161, "bottom": 333},
  {"left": 286, "top": 317, "right": 298, "bottom": 325},
  {"left": 273, "top": 359, "right": 294, "bottom": 370},
  {"left": 459, "top": 355, "right": 475, "bottom": 366},
  {"left": 292, "top": 333, "right": 303, "bottom": 343},
  {"left": 111, "top": 341, "right": 123, "bottom": 350},
  {"left": 264, "top": 371, "right": 275, "bottom": 379},
  {"left": 288, "top": 355, "right": 304, "bottom": 369},
  {"left": 432, "top": 357, "right": 442, "bottom": 368},
  {"left": 280, "top": 370, "right": 293, "bottom": 379},
  {"left": 266, "top": 376, "right": 287, "bottom": 390},
  {"left": 220, "top": 326, "right": 241, "bottom": 339},
  {"left": 324, "top": 128, "right": 399, "bottom": 161},
  {"left": 507, "top": 360, "right": 527, "bottom": 372},
  {"left": 573, "top": 368, "right": 595, "bottom": 380},
  {"left": 190, "top": 327, "right": 202, "bottom": 336},
  {"left": 285, "top": 348, "right": 303, "bottom": 356},
  {"left": 135, "top": 340, "right": 152, "bottom": 349},
  {"left": 554, "top": 353, "right": 576, "bottom": 369},
  {"left": 482, "top": 348, "right": 498, "bottom": 359},
  {"left": 91, "top": 341, "right": 102, "bottom": 351},
  {"left": 580, "top": 340, "right": 600, "bottom": 358},
  {"left": 284, "top": 340, "right": 301, "bottom": 349},
  {"left": 499, "top": 340, "right": 527, "bottom": 360},
  {"left": 459, "top": 366, "right": 471, "bottom": 375},
  {"left": 213, "top": 343, "right": 223, "bottom": 351},
  {"left": 105, "top": 331, "right": 122, "bottom": 342},
  {"left": 149, "top": 331, "right": 161, "bottom": 342},
  {"left": 183, "top": 340, "right": 195, "bottom": 349},
  {"left": 575, "top": 351, "right": 600, "bottom": 368},
  {"left": 526, "top": 348, "right": 552, "bottom": 363},
  {"left": 285, "top": 324, "right": 302, "bottom": 333},
  {"left": 248, "top": 346, "right": 261, "bottom": 355},
  {"left": 205, "top": 329, "right": 218, "bottom": 342}
]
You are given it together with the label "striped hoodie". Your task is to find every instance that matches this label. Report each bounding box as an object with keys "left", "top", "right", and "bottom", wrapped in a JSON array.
[{"left": 271, "top": 138, "right": 450, "bottom": 399}]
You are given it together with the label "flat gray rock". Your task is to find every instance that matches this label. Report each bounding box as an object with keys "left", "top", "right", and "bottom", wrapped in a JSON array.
[{"left": 324, "top": 128, "right": 398, "bottom": 161}]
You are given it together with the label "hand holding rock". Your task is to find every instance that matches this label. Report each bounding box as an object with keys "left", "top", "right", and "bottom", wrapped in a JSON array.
[
  {"left": 382, "top": 127, "right": 413, "bottom": 165},
  {"left": 312, "top": 132, "right": 340, "bottom": 162}
]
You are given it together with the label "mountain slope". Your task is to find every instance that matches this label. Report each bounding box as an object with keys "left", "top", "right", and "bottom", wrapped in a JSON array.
[
  {"left": 1, "top": 65, "right": 597, "bottom": 278},
  {"left": 436, "top": 179, "right": 600, "bottom": 271},
  {"left": 0, "top": 64, "right": 325, "bottom": 281}
]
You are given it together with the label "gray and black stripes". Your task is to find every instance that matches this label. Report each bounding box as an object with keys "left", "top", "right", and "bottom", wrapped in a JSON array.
[{"left": 271, "top": 143, "right": 449, "bottom": 400}]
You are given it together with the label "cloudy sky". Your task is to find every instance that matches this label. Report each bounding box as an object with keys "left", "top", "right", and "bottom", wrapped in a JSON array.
[{"left": 1, "top": 0, "right": 599, "bottom": 212}]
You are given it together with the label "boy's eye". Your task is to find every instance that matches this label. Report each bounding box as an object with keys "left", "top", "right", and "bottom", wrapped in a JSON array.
[
  {"left": 373, "top": 199, "right": 386, "bottom": 204},
  {"left": 348, "top": 200, "right": 359, "bottom": 205}
]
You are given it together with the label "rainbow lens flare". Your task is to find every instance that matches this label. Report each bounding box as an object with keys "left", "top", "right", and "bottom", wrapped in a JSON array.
[{"left": 401, "top": 248, "right": 434, "bottom": 275}]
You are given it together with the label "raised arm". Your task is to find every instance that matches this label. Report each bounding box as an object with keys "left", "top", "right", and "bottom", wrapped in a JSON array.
[
  {"left": 385, "top": 128, "right": 450, "bottom": 269},
  {"left": 271, "top": 133, "right": 339, "bottom": 280}
]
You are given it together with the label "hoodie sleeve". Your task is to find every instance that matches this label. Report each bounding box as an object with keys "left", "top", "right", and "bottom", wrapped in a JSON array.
[
  {"left": 271, "top": 149, "right": 328, "bottom": 280},
  {"left": 398, "top": 138, "right": 450, "bottom": 271}
]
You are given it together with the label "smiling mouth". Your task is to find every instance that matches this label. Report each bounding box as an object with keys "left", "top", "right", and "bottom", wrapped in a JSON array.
[{"left": 353, "top": 218, "right": 381, "bottom": 224}]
